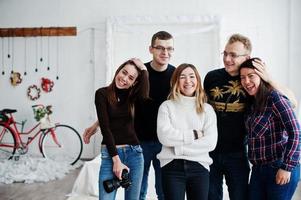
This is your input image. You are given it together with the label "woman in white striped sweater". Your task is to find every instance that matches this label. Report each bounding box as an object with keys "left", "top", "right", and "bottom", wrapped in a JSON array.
[{"left": 157, "top": 63, "right": 218, "bottom": 200}]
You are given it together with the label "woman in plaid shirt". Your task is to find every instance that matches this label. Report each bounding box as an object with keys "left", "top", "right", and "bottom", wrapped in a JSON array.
[{"left": 239, "top": 58, "right": 300, "bottom": 200}]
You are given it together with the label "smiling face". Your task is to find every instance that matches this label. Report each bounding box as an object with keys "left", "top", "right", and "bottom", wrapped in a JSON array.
[
  {"left": 240, "top": 67, "right": 261, "bottom": 96},
  {"left": 223, "top": 41, "right": 250, "bottom": 76},
  {"left": 149, "top": 38, "right": 174, "bottom": 68},
  {"left": 178, "top": 67, "right": 198, "bottom": 97},
  {"left": 114, "top": 64, "right": 138, "bottom": 89}
]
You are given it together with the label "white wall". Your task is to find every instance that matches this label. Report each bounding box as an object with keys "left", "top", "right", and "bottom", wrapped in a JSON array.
[
  {"left": 289, "top": 0, "right": 301, "bottom": 105},
  {"left": 0, "top": 0, "right": 300, "bottom": 158}
]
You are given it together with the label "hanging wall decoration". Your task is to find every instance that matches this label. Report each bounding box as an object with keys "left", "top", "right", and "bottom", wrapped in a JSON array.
[
  {"left": 11, "top": 37, "right": 14, "bottom": 74},
  {"left": 7, "top": 36, "right": 11, "bottom": 59},
  {"left": 27, "top": 84, "right": 41, "bottom": 101},
  {"left": 35, "top": 35, "right": 38, "bottom": 72},
  {"left": 47, "top": 32, "right": 50, "bottom": 71},
  {"left": 1, "top": 37, "right": 4, "bottom": 75},
  {"left": 0, "top": 26, "right": 77, "bottom": 78},
  {"left": 10, "top": 72, "right": 22, "bottom": 86},
  {"left": 41, "top": 77, "right": 54, "bottom": 92},
  {"left": 24, "top": 37, "right": 27, "bottom": 75},
  {"left": 56, "top": 30, "right": 60, "bottom": 80},
  {"left": 0, "top": 27, "right": 77, "bottom": 101},
  {"left": 6, "top": 36, "right": 12, "bottom": 73},
  {"left": 39, "top": 28, "right": 43, "bottom": 63}
]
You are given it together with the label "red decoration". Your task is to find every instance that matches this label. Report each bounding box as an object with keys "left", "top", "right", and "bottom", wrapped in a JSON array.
[{"left": 41, "top": 77, "right": 54, "bottom": 92}]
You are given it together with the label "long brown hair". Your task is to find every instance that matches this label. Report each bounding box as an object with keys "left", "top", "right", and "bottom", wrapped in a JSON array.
[
  {"left": 239, "top": 58, "right": 274, "bottom": 112},
  {"left": 169, "top": 63, "right": 207, "bottom": 113},
  {"left": 107, "top": 60, "right": 149, "bottom": 116}
]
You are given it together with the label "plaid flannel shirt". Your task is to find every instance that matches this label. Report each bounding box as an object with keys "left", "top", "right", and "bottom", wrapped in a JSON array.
[{"left": 245, "top": 90, "right": 301, "bottom": 171}]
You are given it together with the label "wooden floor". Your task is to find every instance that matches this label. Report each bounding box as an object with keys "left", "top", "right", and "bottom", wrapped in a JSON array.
[
  {"left": 0, "top": 167, "right": 81, "bottom": 200},
  {"left": 0, "top": 166, "right": 301, "bottom": 200}
]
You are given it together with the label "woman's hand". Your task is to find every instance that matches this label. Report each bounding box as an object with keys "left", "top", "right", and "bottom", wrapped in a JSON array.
[
  {"left": 112, "top": 155, "right": 130, "bottom": 180},
  {"left": 276, "top": 168, "right": 291, "bottom": 185},
  {"left": 131, "top": 58, "right": 147, "bottom": 71},
  {"left": 253, "top": 59, "right": 271, "bottom": 83},
  {"left": 193, "top": 130, "right": 204, "bottom": 140}
]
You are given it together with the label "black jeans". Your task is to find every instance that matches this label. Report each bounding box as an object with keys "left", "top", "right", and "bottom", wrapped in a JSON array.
[
  {"left": 162, "top": 159, "right": 209, "bottom": 200},
  {"left": 208, "top": 152, "right": 250, "bottom": 200}
]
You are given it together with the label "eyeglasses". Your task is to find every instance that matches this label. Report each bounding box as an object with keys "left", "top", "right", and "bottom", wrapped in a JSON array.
[
  {"left": 152, "top": 46, "right": 174, "bottom": 53},
  {"left": 222, "top": 51, "right": 247, "bottom": 59}
]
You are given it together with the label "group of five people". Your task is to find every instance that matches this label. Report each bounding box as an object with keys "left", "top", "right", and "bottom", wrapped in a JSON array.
[{"left": 83, "top": 31, "right": 300, "bottom": 200}]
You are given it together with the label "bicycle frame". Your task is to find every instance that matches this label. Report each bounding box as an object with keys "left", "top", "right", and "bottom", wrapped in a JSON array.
[
  {"left": 0, "top": 113, "right": 60, "bottom": 154},
  {"left": 1, "top": 107, "right": 83, "bottom": 165}
]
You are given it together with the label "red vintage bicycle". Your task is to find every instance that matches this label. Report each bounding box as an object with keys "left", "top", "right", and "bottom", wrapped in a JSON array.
[{"left": 0, "top": 105, "right": 82, "bottom": 165}]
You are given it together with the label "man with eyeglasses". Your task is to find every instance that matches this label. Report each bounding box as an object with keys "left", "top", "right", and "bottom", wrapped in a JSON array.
[
  {"left": 203, "top": 33, "right": 251, "bottom": 200},
  {"left": 135, "top": 31, "right": 175, "bottom": 200},
  {"left": 83, "top": 31, "right": 175, "bottom": 200},
  {"left": 204, "top": 33, "right": 297, "bottom": 200}
]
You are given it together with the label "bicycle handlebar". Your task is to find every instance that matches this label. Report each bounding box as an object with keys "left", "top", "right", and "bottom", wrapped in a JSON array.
[{"left": 32, "top": 104, "right": 45, "bottom": 108}]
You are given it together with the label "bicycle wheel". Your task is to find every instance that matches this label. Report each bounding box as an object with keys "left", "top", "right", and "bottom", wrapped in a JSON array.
[
  {"left": 0, "top": 124, "right": 16, "bottom": 160},
  {"left": 41, "top": 124, "right": 83, "bottom": 165}
]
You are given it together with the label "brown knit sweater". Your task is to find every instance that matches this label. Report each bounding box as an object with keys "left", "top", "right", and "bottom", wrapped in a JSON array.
[{"left": 95, "top": 87, "right": 139, "bottom": 157}]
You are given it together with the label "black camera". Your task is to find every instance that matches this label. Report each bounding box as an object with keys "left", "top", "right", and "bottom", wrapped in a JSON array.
[{"left": 103, "top": 169, "right": 132, "bottom": 193}]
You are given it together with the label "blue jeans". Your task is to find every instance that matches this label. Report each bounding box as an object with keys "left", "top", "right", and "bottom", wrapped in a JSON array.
[
  {"left": 161, "top": 159, "right": 209, "bottom": 200},
  {"left": 99, "top": 145, "right": 144, "bottom": 200},
  {"left": 249, "top": 161, "right": 300, "bottom": 200},
  {"left": 139, "top": 141, "right": 164, "bottom": 200},
  {"left": 208, "top": 152, "right": 250, "bottom": 200}
]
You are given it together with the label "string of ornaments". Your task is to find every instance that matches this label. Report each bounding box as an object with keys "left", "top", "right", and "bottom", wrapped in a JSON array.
[
  {"left": 1, "top": 32, "right": 60, "bottom": 101},
  {"left": 0, "top": 28, "right": 60, "bottom": 77}
]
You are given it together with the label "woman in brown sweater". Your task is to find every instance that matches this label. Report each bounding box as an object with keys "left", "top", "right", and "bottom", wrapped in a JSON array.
[{"left": 95, "top": 59, "right": 149, "bottom": 200}]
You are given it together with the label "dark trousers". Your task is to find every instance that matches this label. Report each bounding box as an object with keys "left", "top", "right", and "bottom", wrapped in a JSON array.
[
  {"left": 162, "top": 159, "right": 209, "bottom": 200},
  {"left": 249, "top": 161, "right": 300, "bottom": 200},
  {"left": 140, "top": 141, "right": 164, "bottom": 200},
  {"left": 208, "top": 152, "right": 250, "bottom": 200}
]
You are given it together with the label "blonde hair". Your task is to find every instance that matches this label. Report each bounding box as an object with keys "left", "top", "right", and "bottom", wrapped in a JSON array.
[
  {"left": 169, "top": 63, "right": 207, "bottom": 113},
  {"left": 228, "top": 33, "right": 252, "bottom": 54}
]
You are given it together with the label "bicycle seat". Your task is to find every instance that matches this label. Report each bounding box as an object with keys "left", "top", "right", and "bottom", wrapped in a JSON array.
[{"left": 0, "top": 109, "right": 17, "bottom": 114}]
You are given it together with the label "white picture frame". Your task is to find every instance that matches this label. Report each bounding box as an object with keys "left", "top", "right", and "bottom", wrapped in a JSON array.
[{"left": 105, "top": 15, "right": 221, "bottom": 84}]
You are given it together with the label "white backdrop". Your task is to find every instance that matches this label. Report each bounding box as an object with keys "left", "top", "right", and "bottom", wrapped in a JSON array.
[{"left": 105, "top": 15, "right": 220, "bottom": 83}]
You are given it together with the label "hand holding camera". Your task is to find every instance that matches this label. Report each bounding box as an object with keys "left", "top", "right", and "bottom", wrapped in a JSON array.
[{"left": 103, "top": 169, "right": 132, "bottom": 193}]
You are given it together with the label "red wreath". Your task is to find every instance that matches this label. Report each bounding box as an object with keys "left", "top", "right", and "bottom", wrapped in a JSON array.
[
  {"left": 27, "top": 85, "right": 41, "bottom": 101},
  {"left": 41, "top": 77, "right": 54, "bottom": 92}
]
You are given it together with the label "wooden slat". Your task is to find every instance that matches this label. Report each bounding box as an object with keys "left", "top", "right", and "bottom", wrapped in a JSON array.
[{"left": 0, "top": 27, "right": 77, "bottom": 37}]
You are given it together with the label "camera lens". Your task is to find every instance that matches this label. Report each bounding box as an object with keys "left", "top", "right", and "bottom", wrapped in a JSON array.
[{"left": 103, "top": 179, "right": 121, "bottom": 193}]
